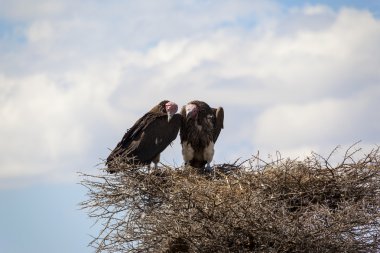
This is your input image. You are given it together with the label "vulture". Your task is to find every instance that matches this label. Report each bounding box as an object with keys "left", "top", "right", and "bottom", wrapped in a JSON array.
[
  {"left": 106, "top": 100, "right": 182, "bottom": 173},
  {"left": 180, "top": 100, "right": 224, "bottom": 171}
]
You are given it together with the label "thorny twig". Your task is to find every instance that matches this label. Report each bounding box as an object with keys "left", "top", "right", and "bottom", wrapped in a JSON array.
[{"left": 80, "top": 145, "right": 380, "bottom": 252}]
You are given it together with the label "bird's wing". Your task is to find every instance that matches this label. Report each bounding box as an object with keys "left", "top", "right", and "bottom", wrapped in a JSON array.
[
  {"left": 179, "top": 105, "right": 187, "bottom": 143},
  {"left": 212, "top": 107, "right": 224, "bottom": 142},
  {"left": 133, "top": 114, "right": 182, "bottom": 163},
  {"left": 106, "top": 112, "right": 161, "bottom": 164}
]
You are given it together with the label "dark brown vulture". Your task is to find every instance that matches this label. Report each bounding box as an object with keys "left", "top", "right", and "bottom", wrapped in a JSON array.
[
  {"left": 180, "top": 100, "right": 224, "bottom": 171},
  {"left": 106, "top": 100, "right": 181, "bottom": 173}
]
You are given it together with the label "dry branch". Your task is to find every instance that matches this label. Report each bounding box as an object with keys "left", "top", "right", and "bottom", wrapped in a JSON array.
[{"left": 80, "top": 146, "right": 380, "bottom": 252}]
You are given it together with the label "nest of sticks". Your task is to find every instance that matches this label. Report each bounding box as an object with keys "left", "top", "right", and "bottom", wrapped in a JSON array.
[{"left": 80, "top": 145, "right": 380, "bottom": 253}]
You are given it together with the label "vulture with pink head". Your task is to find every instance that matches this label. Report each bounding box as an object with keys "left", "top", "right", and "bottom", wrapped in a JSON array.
[
  {"left": 180, "top": 100, "right": 224, "bottom": 171},
  {"left": 106, "top": 100, "right": 181, "bottom": 173}
]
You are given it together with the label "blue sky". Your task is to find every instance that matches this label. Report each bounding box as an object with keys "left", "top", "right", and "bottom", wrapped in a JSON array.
[{"left": 1, "top": 1, "right": 380, "bottom": 252}]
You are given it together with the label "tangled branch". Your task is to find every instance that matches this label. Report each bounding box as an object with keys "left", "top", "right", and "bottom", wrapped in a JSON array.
[{"left": 80, "top": 146, "right": 380, "bottom": 252}]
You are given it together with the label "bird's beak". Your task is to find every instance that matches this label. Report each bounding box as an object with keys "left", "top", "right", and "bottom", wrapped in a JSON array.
[
  {"left": 167, "top": 112, "right": 174, "bottom": 122},
  {"left": 185, "top": 104, "right": 196, "bottom": 121}
]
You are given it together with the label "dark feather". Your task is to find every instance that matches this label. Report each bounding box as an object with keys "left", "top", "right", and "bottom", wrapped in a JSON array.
[
  {"left": 213, "top": 107, "right": 224, "bottom": 142},
  {"left": 107, "top": 101, "right": 181, "bottom": 172},
  {"left": 180, "top": 100, "right": 224, "bottom": 169},
  {"left": 128, "top": 114, "right": 181, "bottom": 162}
]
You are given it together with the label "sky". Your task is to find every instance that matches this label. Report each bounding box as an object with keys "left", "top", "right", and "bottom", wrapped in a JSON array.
[{"left": 0, "top": 0, "right": 379, "bottom": 252}]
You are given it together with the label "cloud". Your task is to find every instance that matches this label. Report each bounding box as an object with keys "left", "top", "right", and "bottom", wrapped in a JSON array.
[
  {"left": 0, "top": 2, "right": 379, "bottom": 186},
  {"left": 0, "top": 61, "right": 123, "bottom": 181},
  {"left": 0, "top": 0, "right": 64, "bottom": 20},
  {"left": 254, "top": 86, "right": 380, "bottom": 150},
  {"left": 0, "top": 74, "right": 87, "bottom": 177}
]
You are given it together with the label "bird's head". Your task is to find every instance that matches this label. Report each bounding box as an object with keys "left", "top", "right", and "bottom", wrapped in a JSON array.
[
  {"left": 185, "top": 103, "right": 198, "bottom": 120},
  {"left": 165, "top": 101, "right": 178, "bottom": 122}
]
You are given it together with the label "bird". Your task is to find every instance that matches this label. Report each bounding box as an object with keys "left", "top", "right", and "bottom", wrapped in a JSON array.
[
  {"left": 180, "top": 100, "right": 224, "bottom": 171},
  {"left": 106, "top": 100, "right": 182, "bottom": 173}
]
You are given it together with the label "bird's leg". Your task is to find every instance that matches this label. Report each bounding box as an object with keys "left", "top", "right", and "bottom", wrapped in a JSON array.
[
  {"left": 203, "top": 142, "right": 214, "bottom": 173},
  {"left": 146, "top": 162, "right": 157, "bottom": 174},
  {"left": 146, "top": 164, "right": 151, "bottom": 174},
  {"left": 182, "top": 142, "right": 194, "bottom": 168},
  {"left": 205, "top": 162, "right": 212, "bottom": 172},
  {"left": 151, "top": 154, "right": 160, "bottom": 173}
]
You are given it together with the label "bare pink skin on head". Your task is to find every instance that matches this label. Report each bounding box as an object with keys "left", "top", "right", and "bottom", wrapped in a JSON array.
[
  {"left": 165, "top": 101, "right": 178, "bottom": 121},
  {"left": 185, "top": 103, "right": 198, "bottom": 119}
]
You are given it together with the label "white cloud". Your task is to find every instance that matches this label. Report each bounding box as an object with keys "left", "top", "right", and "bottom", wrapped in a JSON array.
[
  {"left": 0, "top": 74, "right": 86, "bottom": 177},
  {"left": 26, "top": 20, "right": 54, "bottom": 42},
  {"left": 0, "top": 60, "right": 124, "bottom": 181},
  {"left": 0, "top": 0, "right": 64, "bottom": 20},
  {"left": 302, "top": 5, "right": 334, "bottom": 16},
  {"left": 253, "top": 84, "right": 380, "bottom": 156},
  {"left": 110, "top": 6, "right": 380, "bottom": 107},
  {"left": 0, "top": 2, "right": 380, "bottom": 186}
]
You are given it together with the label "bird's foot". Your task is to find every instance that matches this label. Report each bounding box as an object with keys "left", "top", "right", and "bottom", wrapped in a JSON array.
[
  {"left": 205, "top": 163, "right": 213, "bottom": 172},
  {"left": 147, "top": 163, "right": 158, "bottom": 174}
]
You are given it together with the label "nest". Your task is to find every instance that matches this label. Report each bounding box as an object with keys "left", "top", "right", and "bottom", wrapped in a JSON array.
[{"left": 80, "top": 146, "right": 380, "bottom": 253}]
